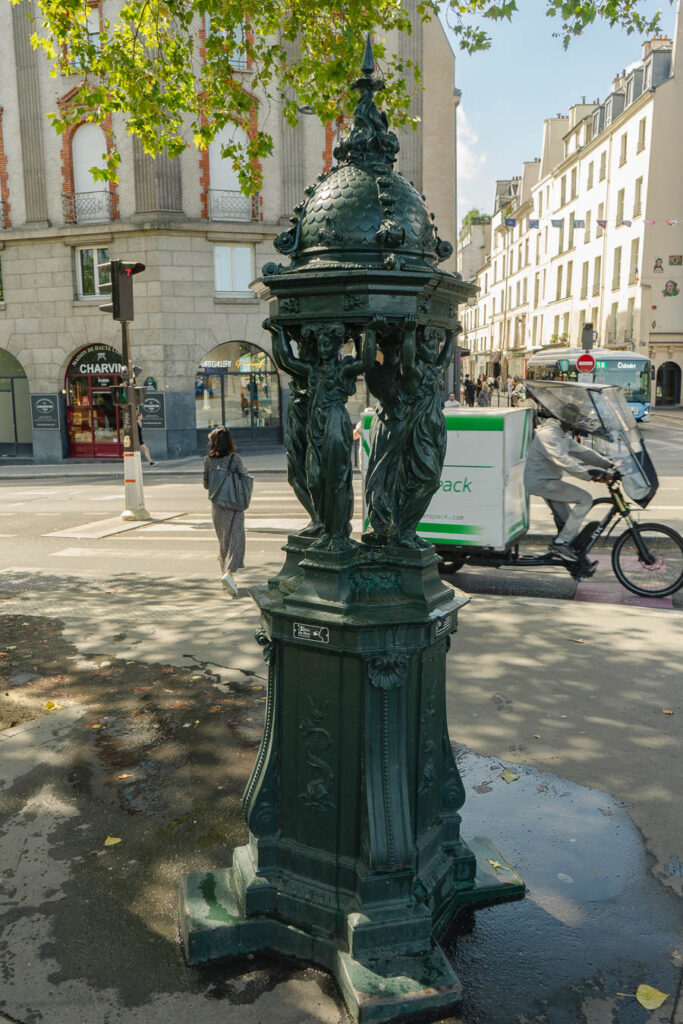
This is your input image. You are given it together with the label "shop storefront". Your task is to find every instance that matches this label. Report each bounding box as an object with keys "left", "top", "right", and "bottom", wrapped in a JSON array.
[
  {"left": 195, "top": 341, "right": 283, "bottom": 449},
  {"left": 0, "top": 350, "right": 32, "bottom": 457},
  {"left": 65, "top": 344, "right": 124, "bottom": 458}
]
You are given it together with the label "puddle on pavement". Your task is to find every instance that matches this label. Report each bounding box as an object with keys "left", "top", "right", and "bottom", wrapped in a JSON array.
[{"left": 441, "top": 748, "right": 681, "bottom": 1024}]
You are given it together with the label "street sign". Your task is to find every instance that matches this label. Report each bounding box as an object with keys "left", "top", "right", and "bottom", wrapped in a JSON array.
[
  {"left": 30, "top": 394, "right": 60, "bottom": 429},
  {"left": 576, "top": 353, "right": 595, "bottom": 373}
]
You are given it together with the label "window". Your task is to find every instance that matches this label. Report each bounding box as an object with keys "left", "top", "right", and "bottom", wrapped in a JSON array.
[
  {"left": 593, "top": 255, "right": 602, "bottom": 296},
  {"left": 619, "top": 133, "right": 627, "bottom": 166},
  {"left": 522, "top": 277, "right": 527, "bottom": 303},
  {"left": 571, "top": 168, "right": 577, "bottom": 199},
  {"left": 70, "top": 123, "right": 110, "bottom": 223},
  {"left": 587, "top": 161, "right": 594, "bottom": 190},
  {"left": 626, "top": 297, "right": 635, "bottom": 340},
  {"left": 581, "top": 261, "right": 589, "bottom": 299},
  {"left": 84, "top": 6, "right": 101, "bottom": 48},
  {"left": 637, "top": 117, "right": 646, "bottom": 153},
  {"left": 208, "top": 123, "right": 252, "bottom": 221},
  {"left": 516, "top": 281, "right": 520, "bottom": 306},
  {"left": 568, "top": 213, "right": 575, "bottom": 250},
  {"left": 560, "top": 176, "right": 567, "bottom": 206},
  {"left": 553, "top": 314, "right": 560, "bottom": 337},
  {"left": 629, "top": 237, "right": 640, "bottom": 284},
  {"left": 524, "top": 238, "right": 529, "bottom": 265},
  {"left": 612, "top": 246, "right": 622, "bottom": 290},
  {"left": 633, "top": 177, "right": 643, "bottom": 217},
  {"left": 599, "top": 152, "right": 607, "bottom": 181},
  {"left": 555, "top": 266, "right": 563, "bottom": 301},
  {"left": 608, "top": 301, "right": 618, "bottom": 342},
  {"left": 584, "top": 210, "right": 591, "bottom": 242},
  {"left": 538, "top": 193, "right": 543, "bottom": 216},
  {"left": 204, "top": 15, "right": 247, "bottom": 69},
  {"left": 616, "top": 188, "right": 625, "bottom": 225},
  {"left": 534, "top": 273, "right": 540, "bottom": 307},
  {"left": 214, "top": 245, "right": 254, "bottom": 294},
  {"left": 566, "top": 261, "right": 573, "bottom": 298},
  {"left": 75, "top": 246, "right": 110, "bottom": 298},
  {"left": 557, "top": 220, "right": 564, "bottom": 254},
  {"left": 597, "top": 202, "right": 604, "bottom": 238}
]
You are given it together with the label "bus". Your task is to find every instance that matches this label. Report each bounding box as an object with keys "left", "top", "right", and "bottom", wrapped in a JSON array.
[{"left": 525, "top": 347, "right": 652, "bottom": 421}]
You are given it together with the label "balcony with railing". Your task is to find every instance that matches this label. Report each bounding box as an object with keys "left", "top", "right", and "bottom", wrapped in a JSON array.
[
  {"left": 208, "top": 188, "right": 254, "bottom": 222},
  {"left": 62, "top": 190, "right": 112, "bottom": 224}
]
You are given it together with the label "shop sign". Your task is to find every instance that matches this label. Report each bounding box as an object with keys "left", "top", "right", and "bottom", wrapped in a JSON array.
[
  {"left": 67, "top": 344, "right": 123, "bottom": 376},
  {"left": 143, "top": 376, "right": 158, "bottom": 391},
  {"left": 30, "top": 394, "right": 61, "bottom": 430},
  {"left": 140, "top": 392, "right": 166, "bottom": 429}
]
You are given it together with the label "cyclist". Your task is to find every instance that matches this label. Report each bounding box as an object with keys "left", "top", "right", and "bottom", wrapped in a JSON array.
[{"left": 524, "top": 408, "right": 616, "bottom": 563}]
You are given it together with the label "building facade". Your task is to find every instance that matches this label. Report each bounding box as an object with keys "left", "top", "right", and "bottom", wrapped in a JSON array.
[
  {"left": 459, "top": 13, "right": 683, "bottom": 406},
  {"left": 0, "top": 3, "right": 460, "bottom": 461}
]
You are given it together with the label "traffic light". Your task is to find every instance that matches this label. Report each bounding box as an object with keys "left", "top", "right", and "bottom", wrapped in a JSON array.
[
  {"left": 99, "top": 259, "right": 146, "bottom": 322},
  {"left": 110, "top": 384, "right": 129, "bottom": 406}
]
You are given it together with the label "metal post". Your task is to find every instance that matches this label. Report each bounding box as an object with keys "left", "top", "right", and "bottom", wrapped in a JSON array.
[{"left": 120, "top": 320, "right": 150, "bottom": 521}]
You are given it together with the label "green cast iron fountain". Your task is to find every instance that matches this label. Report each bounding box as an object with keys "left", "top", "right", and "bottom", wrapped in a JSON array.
[{"left": 179, "top": 36, "right": 524, "bottom": 1022}]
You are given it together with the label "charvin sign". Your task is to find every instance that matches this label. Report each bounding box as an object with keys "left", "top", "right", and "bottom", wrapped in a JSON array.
[
  {"left": 30, "top": 394, "right": 61, "bottom": 429},
  {"left": 140, "top": 393, "right": 166, "bottom": 429},
  {"left": 67, "top": 345, "right": 123, "bottom": 376}
]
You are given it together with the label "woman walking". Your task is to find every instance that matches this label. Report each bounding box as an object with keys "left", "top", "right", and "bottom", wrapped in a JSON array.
[{"left": 203, "top": 426, "right": 247, "bottom": 597}]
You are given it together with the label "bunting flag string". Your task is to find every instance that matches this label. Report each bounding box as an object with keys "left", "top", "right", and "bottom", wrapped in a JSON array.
[{"left": 500, "top": 215, "right": 681, "bottom": 229}]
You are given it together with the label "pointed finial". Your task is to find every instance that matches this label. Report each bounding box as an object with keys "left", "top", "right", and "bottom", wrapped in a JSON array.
[{"left": 361, "top": 33, "right": 375, "bottom": 77}]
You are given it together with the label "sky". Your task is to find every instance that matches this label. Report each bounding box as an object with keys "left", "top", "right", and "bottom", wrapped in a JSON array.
[{"left": 446, "top": 1, "right": 678, "bottom": 230}]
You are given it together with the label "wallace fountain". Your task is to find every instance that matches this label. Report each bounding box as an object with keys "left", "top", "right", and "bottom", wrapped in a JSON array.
[{"left": 179, "top": 37, "right": 524, "bottom": 1023}]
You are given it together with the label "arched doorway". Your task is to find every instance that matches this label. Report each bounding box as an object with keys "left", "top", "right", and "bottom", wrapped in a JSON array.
[
  {"left": 196, "top": 341, "right": 282, "bottom": 449},
  {"left": 65, "top": 344, "right": 124, "bottom": 457},
  {"left": 656, "top": 361, "right": 681, "bottom": 406},
  {"left": 0, "top": 350, "right": 32, "bottom": 457}
]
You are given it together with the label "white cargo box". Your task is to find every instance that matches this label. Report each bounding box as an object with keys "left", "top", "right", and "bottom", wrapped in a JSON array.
[{"left": 361, "top": 407, "right": 533, "bottom": 549}]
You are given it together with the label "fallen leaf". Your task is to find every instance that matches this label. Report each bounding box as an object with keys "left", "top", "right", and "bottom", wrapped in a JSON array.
[
  {"left": 0, "top": 653, "right": 8, "bottom": 659},
  {"left": 533, "top": 734, "right": 541, "bottom": 739},
  {"left": 117, "top": 773, "right": 137, "bottom": 780},
  {"left": 616, "top": 985, "right": 669, "bottom": 1010},
  {"left": 565, "top": 638, "right": 584, "bottom": 644},
  {"left": 487, "top": 858, "right": 504, "bottom": 871},
  {"left": 44, "top": 700, "right": 60, "bottom": 711},
  {"left": 88, "top": 722, "right": 102, "bottom": 729},
  {"left": 7, "top": 646, "right": 16, "bottom": 650},
  {"left": 500, "top": 770, "right": 520, "bottom": 783},
  {"left": 104, "top": 835, "right": 122, "bottom": 847},
  {"left": 662, "top": 709, "right": 674, "bottom": 716},
  {"left": 560, "top": 714, "right": 568, "bottom": 719}
]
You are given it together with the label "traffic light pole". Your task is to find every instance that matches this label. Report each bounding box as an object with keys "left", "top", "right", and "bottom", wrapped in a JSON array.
[{"left": 120, "top": 320, "right": 151, "bottom": 521}]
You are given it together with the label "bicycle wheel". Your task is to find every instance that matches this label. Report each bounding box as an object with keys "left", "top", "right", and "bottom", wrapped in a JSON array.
[{"left": 611, "top": 523, "right": 683, "bottom": 597}]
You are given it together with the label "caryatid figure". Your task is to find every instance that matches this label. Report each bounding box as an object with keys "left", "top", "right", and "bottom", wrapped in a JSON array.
[
  {"left": 264, "top": 319, "right": 321, "bottom": 537},
  {"left": 393, "top": 324, "right": 457, "bottom": 548},
  {"left": 265, "top": 319, "right": 376, "bottom": 551}
]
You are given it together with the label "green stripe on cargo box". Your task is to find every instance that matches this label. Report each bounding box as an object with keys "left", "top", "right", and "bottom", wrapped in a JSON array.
[
  {"left": 419, "top": 522, "right": 483, "bottom": 535},
  {"left": 445, "top": 416, "right": 504, "bottom": 431}
]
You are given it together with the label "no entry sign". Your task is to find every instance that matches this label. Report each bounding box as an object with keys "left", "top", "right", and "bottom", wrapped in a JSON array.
[{"left": 576, "top": 352, "right": 595, "bottom": 372}]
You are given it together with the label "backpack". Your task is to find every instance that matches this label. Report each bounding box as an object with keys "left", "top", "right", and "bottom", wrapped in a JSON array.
[{"left": 208, "top": 454, "right": 254, "bottom": 511}]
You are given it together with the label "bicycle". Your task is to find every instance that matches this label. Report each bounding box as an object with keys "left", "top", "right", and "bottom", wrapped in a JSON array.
[{"left": 436, "top": 474, "right": 683, "bottom": 599}]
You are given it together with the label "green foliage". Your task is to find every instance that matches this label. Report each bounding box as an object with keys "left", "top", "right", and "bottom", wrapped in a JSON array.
[
  {"left": 10, "top": 0, "right": 671, "bottom": 194},
  {"left": 462, "top": 207, "right": 490, "bottom": 228}
]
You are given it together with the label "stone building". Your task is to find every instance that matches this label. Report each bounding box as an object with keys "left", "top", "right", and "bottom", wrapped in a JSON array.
[
  {"left": 0, "top": 3, "right": 459, "bottom": 461},
  {"left": 459, "top": 7, "right": 683, "bottom": 406}
]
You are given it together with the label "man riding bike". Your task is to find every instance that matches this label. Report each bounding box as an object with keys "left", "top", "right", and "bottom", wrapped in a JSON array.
[{"left": 524, "top": 409, "right": 617, "bottom": 564}]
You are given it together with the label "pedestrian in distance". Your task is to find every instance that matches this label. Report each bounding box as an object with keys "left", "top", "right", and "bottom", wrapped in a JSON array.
[
  {"left": 477, "top": 381, "right": 491, "bottom": 407},
  {"left": 203, "top": 426, "right": 249, "bottom": 597},
  {"left": 444, "top": 391, "right": 461, "bottom": 408},
  {"left": 463, "top": 375, "right": 476, "bottom": 407},
  {"left": 136, "top": 411, "right": 155, "bottom": 465}
]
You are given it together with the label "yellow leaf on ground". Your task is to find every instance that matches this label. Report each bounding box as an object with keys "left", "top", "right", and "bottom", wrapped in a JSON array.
[
  {"left": 662, "top": 709, "right": 674, "bottom": 715},
  {"left": 117, "top": 773, "right": 136, "bottom": 780},
  {"left": 104, "top": 836, "right": 122, "bottom": 847},
  {"left": 635, "top": 984, "right": 669, "bottom": 1010},
  {"left": 500, "top": 771, "right": 520, "bottom": 783},
  {"left": 487, "top": 859, "right": 504, "bottom": 871},
  {"left": 44, "top": 701, "right": 60, "bottom": 711},
  {"left": 565, "top": 638, "right": 584, "bottom": 644}
]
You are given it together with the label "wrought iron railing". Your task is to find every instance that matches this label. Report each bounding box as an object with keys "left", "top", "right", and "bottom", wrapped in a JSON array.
[
  {"left": 0, "top": 199, "right": 6, "bottom": 229},
  {"left": 208, "top": 188, "right": 253, "bottom": 222},
  {"left": 62, "top": 190, "right": 112, "bottom": 224}
]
